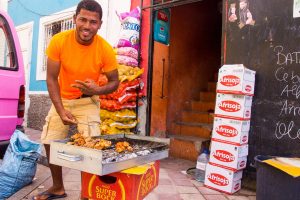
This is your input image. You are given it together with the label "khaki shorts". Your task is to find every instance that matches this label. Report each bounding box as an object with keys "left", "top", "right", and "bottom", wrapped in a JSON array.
[{"left": 41, "top": 96, "right": 100, "bottom": 144}]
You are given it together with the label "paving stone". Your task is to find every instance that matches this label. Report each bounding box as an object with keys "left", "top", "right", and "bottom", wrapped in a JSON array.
[
  {"left": 153, "top": 185, "right": 178, "bottom": 194},
  {"left": 197, "top": 186, "right": 221, "bottom": 195},
  {"left": 35, "top": 178, "right": 53, "bottom": 191},
  {"left": 63, "top": 190, "right": 81, "bottom": 200},
  {"left": 156, "top": 193, "right": 182, "bottom": 200},
  {"left": 190, "top": 179, "right": 204, "bottom": 187},
  {"left": 226, "top": 195, "right": 251, "bottom": 200},
  {"left": 172, "top": 178, "right": 194, "bottom": 186},
  {"left": 62, "top": 167, "right": 71, "bottom": 174},
  {"left": 180, "top": 193, "right": 206, "bottom": 200},
  {"left": 67, "top": 169, "right": 81, "bottom": 176},
  {"left": 168, "top": 171, "right": 189, "bottom": 179},
  {"left": 144, "top": 192, "right": 159, "bottom": 200},
  {"left": 176, "top": 186, "right": 200, "bottom": 194},
  {"left": 158, "top": 178, "right": 173, "bottom": 185},
  {"left": 159, "top": 168, "right": 168, "bottom": 174},
  {"left": 64, "top": 181, "right": 81, "bottom": 191},
  {"left": 204, "top": 194, "right": 229, "bottom": 200},
  {"left": 237, "top": 189, "right": 256, "bottom": 196},
  {"left": 159, "top": 173, "right": 171, "bottom": 179},
  {"left": 63, "top": 174, "right": 81, "bottom": 182}
]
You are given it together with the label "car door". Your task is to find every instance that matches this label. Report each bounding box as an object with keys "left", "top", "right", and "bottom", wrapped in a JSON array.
[{"left": 0, "top": 10, "right": 25, "bottom": 141}]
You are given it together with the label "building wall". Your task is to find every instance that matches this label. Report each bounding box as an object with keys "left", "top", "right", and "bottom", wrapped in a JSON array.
[{"left": 8, "top": 0, "right": 80, "bottom": 92}]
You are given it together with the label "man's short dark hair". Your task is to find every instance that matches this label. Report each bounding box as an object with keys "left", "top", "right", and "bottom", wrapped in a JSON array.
[{"left": 76, "top": 0, "right": 103, "bottom": 20}]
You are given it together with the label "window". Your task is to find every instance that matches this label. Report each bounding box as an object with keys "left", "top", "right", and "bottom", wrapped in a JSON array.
[
  {"left": 41, "top": 18, "right": 75, "bottom": 72},
  {"left": 0, "top": 16, "right": 17, "bottom": 70},
  {"left": 36, "top": 7, "right": 76, "bottom": 80}
]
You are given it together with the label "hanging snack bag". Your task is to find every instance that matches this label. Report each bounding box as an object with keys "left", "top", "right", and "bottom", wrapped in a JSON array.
[
  {"left": 114, "top": 47, "right": 138, "bottom": 59},
  {"left": 116, "top": 7, "right": 141, "bottom": 50},
  {"left": 117, "top": 55, "right": 138, "bottom": 67}
]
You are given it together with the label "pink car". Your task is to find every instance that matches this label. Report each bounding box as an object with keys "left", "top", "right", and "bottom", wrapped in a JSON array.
[{"left": 0, "top": 10, "right": 25, "bottom": 157}]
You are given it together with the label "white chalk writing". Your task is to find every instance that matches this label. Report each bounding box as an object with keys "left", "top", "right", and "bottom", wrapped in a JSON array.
[
  {"left": 279, "top": 100, "right": 300, "bottom": 116},
  {"left": 275, "top": 121, "right": 300, "bottom": 140},
  {"left": 274, "top": 67, "right": 300, "bottom": 84},
  {"left": 273, "top": 45, "right": 300, "bottom": 140},
  {"left": 274, "top": 45, "right": 300, "bottom": 65}
]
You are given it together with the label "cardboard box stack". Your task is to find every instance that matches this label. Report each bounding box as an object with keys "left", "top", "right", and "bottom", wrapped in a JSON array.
[{"left": 204, "top": 64, "right": 256, "bottom": 194}]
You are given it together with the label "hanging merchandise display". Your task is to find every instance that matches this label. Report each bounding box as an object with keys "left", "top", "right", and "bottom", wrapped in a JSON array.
[
  {"left": 99, "top": 7, "right": 143, "bottom": 135},
  {"left": 116, "top": 7, "right": 141, "bottom": 50},
  {"left": 117, "top": 65, "right": 144, "bottom": 82},
  {"left": 100, "top": 109, "right": 136, "bottom": 122}
]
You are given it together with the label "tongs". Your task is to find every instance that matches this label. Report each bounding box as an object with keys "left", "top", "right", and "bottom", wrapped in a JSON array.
[{"left": 68, "top": 121, "right": 100, "bottom": 137}]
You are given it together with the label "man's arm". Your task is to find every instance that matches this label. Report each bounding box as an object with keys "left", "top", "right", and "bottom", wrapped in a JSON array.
[
  {"left": 100, "top": 69, "right": 119, "bottom": 94},
  {"left": 72, "top": 69, "right": 119, "bottom": 95},
  {"left": 47, "top": 57, "right": 77, "bottom": 125}
]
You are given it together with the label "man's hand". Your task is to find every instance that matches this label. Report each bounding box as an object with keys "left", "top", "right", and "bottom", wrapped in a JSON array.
[
  {"left": 71, "top": 79, "right": 99, "bottom": 95},
  {"left": 58, "top": 109, "right": 77, "bottom": 125}
]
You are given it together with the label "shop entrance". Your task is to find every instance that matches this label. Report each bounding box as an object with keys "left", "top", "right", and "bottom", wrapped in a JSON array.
[{"left": 149, "top": 0, "right": 222, "bottom": 160}]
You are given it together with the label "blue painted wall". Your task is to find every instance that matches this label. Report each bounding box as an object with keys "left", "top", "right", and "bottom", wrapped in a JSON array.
[{"left": 8, "top": 0, "right": 80, "bottom": 92}]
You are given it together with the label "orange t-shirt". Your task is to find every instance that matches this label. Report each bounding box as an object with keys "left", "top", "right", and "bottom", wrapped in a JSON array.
[{"left": 46, "top": 30, "right": 117, "bottom": 99}]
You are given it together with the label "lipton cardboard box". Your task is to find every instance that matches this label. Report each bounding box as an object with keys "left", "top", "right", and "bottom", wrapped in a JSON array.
[
  {"left": 81, "top": 161, "right": 159, "bottom": 200},
  {"left": 212, "top": 117, "right": 250, "bottom": 145},
  {"left": 215, "top": 93, "right": 253, "bottom": 120},
  {"left": 217, "top": 64, "right": 256, "bottom": 96},
  {"left": 204, "top": 164, "right": 243, "bottom": 194},
  {"left": 209, "top": 141, "right": 248, "bottom": 171}
]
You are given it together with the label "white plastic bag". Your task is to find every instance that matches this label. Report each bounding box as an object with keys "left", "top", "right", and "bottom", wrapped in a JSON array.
[{"left": 116, "top": 7, "right": 141, "bottom": 50}]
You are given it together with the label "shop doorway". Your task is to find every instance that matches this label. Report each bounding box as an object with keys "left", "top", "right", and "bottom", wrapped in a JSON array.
[{"left": 149, "top": 0, "right": 222, "bottom": 158}]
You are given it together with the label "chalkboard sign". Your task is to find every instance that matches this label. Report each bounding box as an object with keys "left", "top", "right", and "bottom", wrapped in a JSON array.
[{"left": 223, "top": 0, "right": 300, "bottom": 166}]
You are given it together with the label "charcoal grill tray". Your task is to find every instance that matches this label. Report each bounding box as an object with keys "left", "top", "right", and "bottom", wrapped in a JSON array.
[{"left": 50, "top": 134, "right": 170, "bottom": 175}]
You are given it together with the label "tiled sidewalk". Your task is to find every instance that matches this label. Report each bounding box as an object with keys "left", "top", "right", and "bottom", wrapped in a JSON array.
[{"left": 7, "top": 128, "right": 256, "bottom": 200}]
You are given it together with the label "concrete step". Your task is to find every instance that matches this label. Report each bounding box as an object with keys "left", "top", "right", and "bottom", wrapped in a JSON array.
[
  {"left": 207, "top": 82, "right": 217, "bottom": 92},
  {"left": 172, "top": 122, "right": 212, "bottom": 138},
  {"left": 191, "top": 101, "right": 215, "bottom": 112},
  {"left": 181, "top": 111, "right": 214, "bottom": 124},
  {"left": 168, "top": 134, "right": 210, "bottom": 161},
  {"left": 199, "top": 91, "right": 216, "bottom": 102}
]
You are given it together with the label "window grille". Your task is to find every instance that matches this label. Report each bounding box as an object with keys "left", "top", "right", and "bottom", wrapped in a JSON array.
[{"left": 42, "top": 17, "right": 75, "bottom": 71}]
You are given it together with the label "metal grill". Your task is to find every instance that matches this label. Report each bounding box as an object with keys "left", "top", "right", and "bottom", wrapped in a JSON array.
[{"left": 42, "top": 17, "right": 75, "bottom": 71}]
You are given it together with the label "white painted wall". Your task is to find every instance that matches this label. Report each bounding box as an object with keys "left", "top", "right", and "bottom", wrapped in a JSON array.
[
  {"left": 96, "top": 0, "right": 131, "bottom": 46},
  {"left": 105, "top": 0, "right": 131, "bottom": 46},
  {"left": 0, "top": 0, "right": 8, "bottom": 11}
]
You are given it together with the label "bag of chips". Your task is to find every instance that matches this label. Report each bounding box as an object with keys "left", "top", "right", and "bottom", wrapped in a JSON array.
[{"left": 116, "top": 7, "right": 141, "bottom": 50}]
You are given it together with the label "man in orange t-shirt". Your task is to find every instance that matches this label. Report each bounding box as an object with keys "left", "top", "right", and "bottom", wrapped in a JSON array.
[{"left": 35, "top": 1, "right": 119, "bottom": 199}]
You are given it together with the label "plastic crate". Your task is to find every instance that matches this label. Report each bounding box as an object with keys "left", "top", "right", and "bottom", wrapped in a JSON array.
[{"left": 255, "top": 155, "right": 300, "bottom": 200}]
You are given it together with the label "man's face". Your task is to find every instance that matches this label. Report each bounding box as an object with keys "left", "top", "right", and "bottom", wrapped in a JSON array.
[
  {"left": 239, "top": 1, "right": 247, "bottom": 9},
  {"left": 74, "top": 9, "right": 102, "bottom": 45}
]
